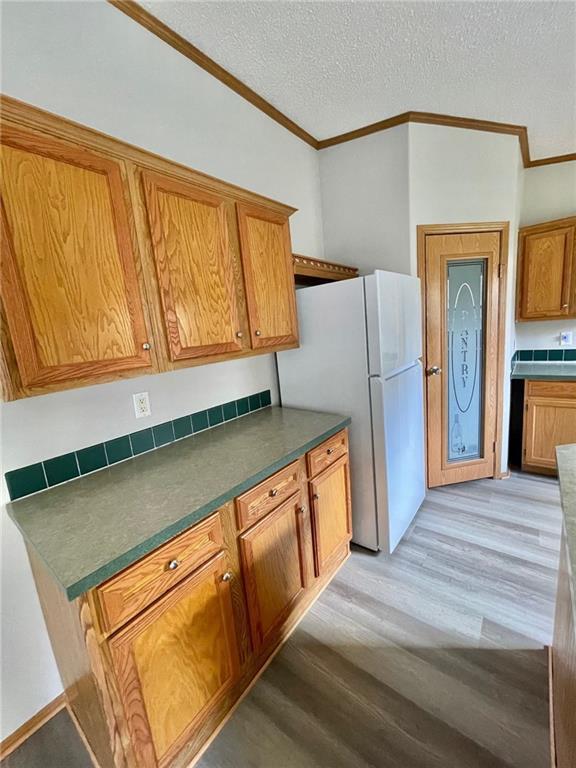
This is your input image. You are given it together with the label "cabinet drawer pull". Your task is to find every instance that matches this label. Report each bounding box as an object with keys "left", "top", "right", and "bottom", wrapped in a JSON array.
[
  {"left": 221, "top": 571, "right": 233, "bottom": 582},
  {"left": 269, "top": 488, "right": 278, "bottom": 497},
  {"left": 255, "top": 330, "right": 262, "bottom": 337},
  {"left": 167, "top": 559, "right": 181, "bottom": 571},
  {"left": 327, "top": 448, "right": 333, "bottom": 455}
]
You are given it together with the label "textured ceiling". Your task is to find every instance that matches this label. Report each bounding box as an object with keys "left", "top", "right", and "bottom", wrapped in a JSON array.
[{"left": 141, "top": 1, "right": 576, "bottom": 159}]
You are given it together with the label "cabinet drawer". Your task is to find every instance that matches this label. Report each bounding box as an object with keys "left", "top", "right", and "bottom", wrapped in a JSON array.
[
  {"left": 236, "top": 459, "right": 302, "bottom": 532},
  {"left": 307, "top": 430, "right": 348, "bottom": 478},
  {"left": 94, "top": 512, "right": 223, "bottom": 634},
  {"left": 526, "top": 380, "right": 576, "bottom": 399}
]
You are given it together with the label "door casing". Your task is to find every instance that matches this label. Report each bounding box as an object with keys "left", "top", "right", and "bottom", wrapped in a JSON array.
[{"left": 417, "top": 222, "right": 510, "bottom": 487}]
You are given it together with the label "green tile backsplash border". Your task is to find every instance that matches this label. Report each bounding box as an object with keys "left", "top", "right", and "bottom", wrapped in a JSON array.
[
  {"left": 513, "top": 349, "right": 576, "bottom": 362},
  {"left": 5, "top": 390, "right": 272, "bottom": 501}
]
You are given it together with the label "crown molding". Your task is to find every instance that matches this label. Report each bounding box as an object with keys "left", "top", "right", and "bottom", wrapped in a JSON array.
[{"left": 110, "top": 0, "right": 575, "bottom": 168}]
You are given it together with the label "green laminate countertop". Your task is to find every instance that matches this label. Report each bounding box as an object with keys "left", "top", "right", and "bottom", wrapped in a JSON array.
[
  {"left": 7, "top": 407, "right": 350, "bottom": 600},
  {"left": 555, "top": 445, "right": 576, "bottom": 590},
  {"left": 511, "top": 362, "right": 576, "bottom": 380}
]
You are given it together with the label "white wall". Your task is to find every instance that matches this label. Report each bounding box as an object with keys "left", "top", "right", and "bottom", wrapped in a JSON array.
[
  {"left": 319, "top": 126, "right": 410, "bottom": 274},
  {"left": 0, "top": 0, "right": 325, "bottom": 739},
  {"left": 515, "top": 161, "right": 576, "bottom": 350}
]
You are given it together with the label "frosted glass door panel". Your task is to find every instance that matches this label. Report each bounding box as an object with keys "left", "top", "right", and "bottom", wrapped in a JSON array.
[{"left": 447, "top": 260, "right": 486, "bottom": 462}]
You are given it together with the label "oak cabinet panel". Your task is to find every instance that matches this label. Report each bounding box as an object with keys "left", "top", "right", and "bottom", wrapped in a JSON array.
[
  {"left": 0, "top": 127, "right": 152, "bottom": 387},
  {"left": 239, "top": 492, "right": 308, "bottom": 650},
  {"left": 523, "top": 381, "right": 576, "bottom": 473},
  {"left": 109, "top": 552, "right": 239, "bottom": 768},
  {"left": 310, "top": 454, "right": 352, "bottom": 577},
  {"left": 517, "top": 218, "right": 576, "bottom": 321},
  {"left": 141, "top": 172, "right": 246, "bottom": 361},
  {"left": 236, "top": 203, "right": 298, "bottom": 349}
]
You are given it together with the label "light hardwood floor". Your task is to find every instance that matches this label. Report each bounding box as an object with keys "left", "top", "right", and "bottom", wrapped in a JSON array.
[{"left": 5, "top": 473, "right": 562, "bottom": 768}]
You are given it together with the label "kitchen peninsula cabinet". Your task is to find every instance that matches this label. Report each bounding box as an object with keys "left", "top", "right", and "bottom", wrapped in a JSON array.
[
  {"left": 516, "top": 217, "right": 576, "bottom": 321},
  {"left": 0, "top": 96, "right": 299, "bottom": 400},
  {"left": 13, "top": 411, "right": 351, "bottom": 768}
]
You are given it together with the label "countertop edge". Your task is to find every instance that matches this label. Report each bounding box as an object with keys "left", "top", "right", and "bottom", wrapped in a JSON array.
[{"left": 36, "top": 416, "right": 351, "bottom": 600}]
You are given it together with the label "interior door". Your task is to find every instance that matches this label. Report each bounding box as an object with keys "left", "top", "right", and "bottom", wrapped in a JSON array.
[
  {"left": 141, "top": 171, "right": 246, "bottom": 361},
  {"left": 109, "top": 552, "right": 239, "bottom": 768},
  {"left": 424, "top": 231, "right": 502, "bottom": 487},
  {"left": 236, "top": 202, "right": 298, "bottom": 349},
  {"left": 0, "top": 126, "right": 152, "bottom": 387}
]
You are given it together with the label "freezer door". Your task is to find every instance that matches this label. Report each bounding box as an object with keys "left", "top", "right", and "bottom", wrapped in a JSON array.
[
  {"left": 370, "top": 361, "right": 426, "bottom": 553},
  {"left": 365, "top": 271, "right": 423, "bottom": 377}
]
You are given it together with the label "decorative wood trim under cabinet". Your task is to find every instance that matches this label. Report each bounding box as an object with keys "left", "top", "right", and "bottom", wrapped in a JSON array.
[{"left": 293, "top": 254, "right": 358, "bottom": 283}]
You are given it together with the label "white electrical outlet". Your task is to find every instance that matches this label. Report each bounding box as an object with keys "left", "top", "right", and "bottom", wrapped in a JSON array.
[
  {"left": 133, "top": 392, "right": 151, "bottom": 419},
  {"left": 560, "top": 331, "right": 573, "bottom": 346}
]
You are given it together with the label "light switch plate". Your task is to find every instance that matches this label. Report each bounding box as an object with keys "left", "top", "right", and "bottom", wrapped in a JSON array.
[
  {"left": 133, "top": 392, "right": 151, "bottom": 418},
  {"left": 560, "top": 331, "right": 573, "bottom": 346}
]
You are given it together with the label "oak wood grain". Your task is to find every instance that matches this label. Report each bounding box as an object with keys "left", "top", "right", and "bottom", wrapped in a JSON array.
[
  {"left": 0, "top": 126, "right": 152, "bottom": 387},
  {"left": 309, "top": 453, "right": 352, "bottom": 577},
  {"left": 235, "top": 459, "right": 302, "bottom": 532},
  {"left": 141, "top": 171, "right": 244, "bottom": 360},
  {"left": 523, "top": 389, "right": 576, "bottom": 473},
  {"left": 109, "top": 552, "right": 240, "bottom": 768},
  {"left": 307, "top": 430, "right": 349, "bottom": 479},
  {"left": 94, "top": 512, "right": 224, "bottom": 635},
  {"left": 236, "top": 203, "right": 299, "bottom": 350}
]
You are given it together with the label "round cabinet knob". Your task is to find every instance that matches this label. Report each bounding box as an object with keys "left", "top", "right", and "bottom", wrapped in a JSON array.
[
  {"left": 142, "top": 342, "right": 151, "bottom": 351},
  {"left": 255, "top": 330, "right": 262, "bottom": 337},
  {"left": 297, "top": 506, "right": 305, "bottom": 514},
  {"left": 563, "top": 304, "right": 569, "bottom": 309},
  {"left": 236, "top": 331, "right": 243, "bottom": 338},
  {"left": 269, "top": 488, "right": 278, "bottom": 498},
  {"left": 327, "top": 448, "right": 334, "bottom": 455},
  {"left": 221, "top": 571, "right": 233, "bottom": 582},
  {"left": 313, "top": 493, "right": 319, "bottom": 500},
  {"left": 167, "top": 559, "right": 181, "bottom": 571}
]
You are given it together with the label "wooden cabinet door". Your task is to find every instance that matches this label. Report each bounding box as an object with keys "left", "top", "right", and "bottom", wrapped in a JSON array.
[
  {"left": 236, "top": 203, "right": 298, "bottom": 349},
  {"left": 141, "top": 171, "right": 246, "bottom": 361},
  {"left": 523, "top": 396, "right": 576, "bottom": 472},
  {"left": 0, "top": 126, "right": 151, "bottom": 387},
  {"left": 109, "top": 552, "right": 239, "bottom": 768},
  {"left": 310, "top": 454, "right": 352, "bottom": 576},
  {"left": 239, "top": 492, "right": 308, "bottom": 651},
  {"left": 517, "top": 219, "right": 576, "bottom": 320}
]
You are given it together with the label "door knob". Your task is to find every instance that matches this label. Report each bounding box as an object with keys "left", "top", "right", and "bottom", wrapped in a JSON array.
[{"left": 426, "top": 366, "right": 442, "bottom": 376}]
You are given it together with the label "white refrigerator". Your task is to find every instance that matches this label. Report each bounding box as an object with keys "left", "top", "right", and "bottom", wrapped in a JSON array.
[{"left": 277, "top": 270, "right": 425, "bottom": 553}]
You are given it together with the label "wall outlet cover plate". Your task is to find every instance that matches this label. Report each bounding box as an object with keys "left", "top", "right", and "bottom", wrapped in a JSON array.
[{"left": 133, "top": 392, "right": 151, "bottom": 419}]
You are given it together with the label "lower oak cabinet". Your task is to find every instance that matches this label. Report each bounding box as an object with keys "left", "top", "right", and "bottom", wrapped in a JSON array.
[
  {"left": 522, "top": 381, "right": 576, "bottom": 474},
  {"left": 28, "top": 429, "right": 351, "bottom": 768}
]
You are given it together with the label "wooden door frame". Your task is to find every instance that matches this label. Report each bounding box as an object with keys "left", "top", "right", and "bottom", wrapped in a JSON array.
[{"left": 416, "top": 221, "right": 510, "bottom": 485}]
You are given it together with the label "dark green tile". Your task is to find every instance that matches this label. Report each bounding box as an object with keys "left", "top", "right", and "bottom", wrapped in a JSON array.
[
  {"left": 249, "top": 394, "right": 261, "bottom": 412},
  {"left": 192, "top": 410, "right": 209, "bottom": 433},
  {"left": 5, "top": 463, "right": 47, "bottom": 500},
  {"left": 222, "top": 401, "right": 237, "bottom": 421},
  {"left": 236, "top": 397, "right": 250, "bottom": 417},
  {"left": 44, "top": 453, "right": 79, "bottom": 487},
  {"left": 533, "top": 350, "right": 547, "bottom": 361},
  {"left": 518, "top": 350, "right": 533, "bottom": 361},
  {"left": 564, "top": 349, "right": 576, "bottom": 361},
  {"left": 548, "top": 350, "right": 563, "bottom": 361},
  {"left": 208, "top": 405, "right": 224, "bottom": 426},
  {"left": 153, "top": 421, "right": 174, "bottom": 447},
  {"left": 105, "top": 436, "right": 132, "bottom": 464},
  {"left": 77, "top": 444, "right": 107, "bottom": 475},
  {"left": 259, "top": 389, "right": 272, "bottom": 407},
  {"left": 173, "top": 415, "right": 192, "bottom": 439},
  {"left": 130, "top": 428, "right": 154, "bottom": 455}
]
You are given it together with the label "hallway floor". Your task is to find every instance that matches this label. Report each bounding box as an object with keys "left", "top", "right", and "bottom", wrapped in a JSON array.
[{"left": 5, "top": 473, "right": 562, "bottom": 768}]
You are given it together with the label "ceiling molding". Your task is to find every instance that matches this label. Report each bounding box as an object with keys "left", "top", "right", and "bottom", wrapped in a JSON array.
[{"left": 110, "top": 0, "right": 575, "bottom": 168}]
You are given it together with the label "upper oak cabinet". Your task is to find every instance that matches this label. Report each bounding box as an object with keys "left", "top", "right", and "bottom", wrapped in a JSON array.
[
  {"left": 237, "top": 203, "right": 299, "bottom": 349},
  {"left": 0, "top": 126, "right": 152, "bottom": 389},
  {"left": 0, "top": 97, "right": 300, "bottom": 400},
  {"left": 516, "top": 217, "right": 576, "bottom": 321},
  {"left": 141, "top": 171, "right": 247, "bottom": 361}
]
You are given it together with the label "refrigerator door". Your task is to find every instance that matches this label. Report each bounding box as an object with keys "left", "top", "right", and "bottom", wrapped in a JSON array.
[
  {"left": 365, "top": 270, "right": 422, "bottom": 377},
  {"left": 370, "top": 361, "right": 426, "bottom": 553},
  {"left": 276, "top": 278, "right": 380, "bottom": 550}
]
